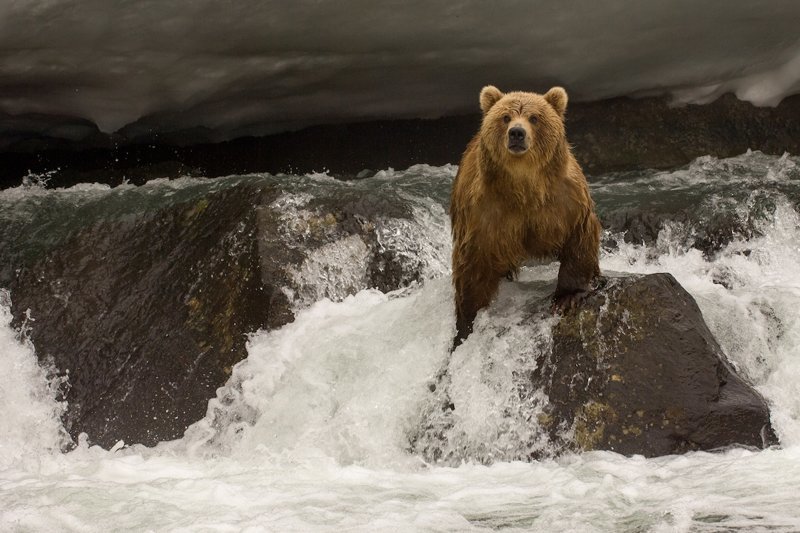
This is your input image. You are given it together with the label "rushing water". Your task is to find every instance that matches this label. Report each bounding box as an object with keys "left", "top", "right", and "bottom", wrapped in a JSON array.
[{"left": 2, "top": 152, "right": 800, "bottom": 531}]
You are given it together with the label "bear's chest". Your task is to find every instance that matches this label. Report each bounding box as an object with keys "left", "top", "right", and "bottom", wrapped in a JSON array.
[
  {"left": 475, "top": 194, "right": 570, "bottom": 257},
  {"left": 524, "top": 203, "right": 571, "bottom": 255}
]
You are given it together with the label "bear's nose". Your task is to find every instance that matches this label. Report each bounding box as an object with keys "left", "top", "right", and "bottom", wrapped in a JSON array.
[{"left": 508, "top": 126, "right": 526, "bottom": 143}]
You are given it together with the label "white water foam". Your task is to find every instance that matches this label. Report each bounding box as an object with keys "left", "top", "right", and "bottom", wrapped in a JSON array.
[
  {"left": 181, "top": 281, "right": 453, "bottom": 466},
  {"left": 2, "top": 271, "right": 800, "bottom": 531},
  {"left": 0, "top": 290, "right": 68, "bottom": 470},
  {"left": 270, "top": 182, "right": 452, "bottom": 310}
]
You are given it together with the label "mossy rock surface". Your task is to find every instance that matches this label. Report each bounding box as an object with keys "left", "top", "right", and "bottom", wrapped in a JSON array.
[{"left": 544, "top": 273, "right": 777, "bottom": 456}]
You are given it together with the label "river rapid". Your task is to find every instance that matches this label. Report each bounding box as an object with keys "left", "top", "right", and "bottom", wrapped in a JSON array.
[{"left": 1, "top": 151, "right": 800, "bottom": 532}]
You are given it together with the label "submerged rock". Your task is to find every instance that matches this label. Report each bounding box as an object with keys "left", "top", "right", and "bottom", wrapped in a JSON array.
[
  {"left": 413, "top": 273, "right": 777, "bottom": 461},
  {"left": 6, "top": 180, "right": 439, "bottom": 448}
]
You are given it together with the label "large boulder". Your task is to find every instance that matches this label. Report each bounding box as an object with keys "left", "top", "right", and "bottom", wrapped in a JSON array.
[
  {"left": 412, "top": 273, "right": 778, "bottom": 462},
  {"left": 544, "top": 273, "right": 777, "bottom": 456},
  {"left": 6, "top": 179, "right": 441, "bottom": 448},
  {"left": 9, "top": 184, "right": 275, "bottom": 449}
]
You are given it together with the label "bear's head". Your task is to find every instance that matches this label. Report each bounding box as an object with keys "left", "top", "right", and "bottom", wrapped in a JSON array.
[{"left": 478, "top": 85, "right": 568, "bottom": 168}]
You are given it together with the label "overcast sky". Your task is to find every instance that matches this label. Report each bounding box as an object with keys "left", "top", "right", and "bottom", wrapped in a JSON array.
[{"left": 1, "top": 0, "right": 799, "bottom": 137}]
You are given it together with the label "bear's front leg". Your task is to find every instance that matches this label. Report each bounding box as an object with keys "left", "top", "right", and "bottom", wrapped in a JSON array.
[
  {"left": 452, "top": 266, "right": 504, "bottom": 348},
  {"left": 553, "top": 212, "right": 601, "bottom": 312}
]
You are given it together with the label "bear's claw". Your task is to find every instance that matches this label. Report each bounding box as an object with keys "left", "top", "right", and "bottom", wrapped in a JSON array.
[{"left": 551, "top": 289, "right": 589, "bottom": 314}]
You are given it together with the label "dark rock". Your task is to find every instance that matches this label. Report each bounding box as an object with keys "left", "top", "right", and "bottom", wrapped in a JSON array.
[
  {"left": 568, "top": 94, "right": 800, "bottom": 175},
  {"left": 598, "top": 207, "right": 756, "bottom": 258},
  {"left": 6, "top": 180, "right": 430, "bottom": 448},
  {"left": 599, "top": 208, "right": 684, "bottom": 249},
  {"left": 414, "top": 273, "right": 778, "bottom": 461},
  {"left": 9, "top": 184, "right": 277, "bottom": 448},
  {"left": 543, "top": 273, "right": 777, "bottom": 456}
]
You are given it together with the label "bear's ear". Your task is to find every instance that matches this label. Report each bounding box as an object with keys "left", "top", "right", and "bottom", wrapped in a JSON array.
[
  {"left": 480, "top": 85, "right": 504, "bottom": 114},
  {"left": 544, "top": 87, "right": 568, "bottom": 116}
]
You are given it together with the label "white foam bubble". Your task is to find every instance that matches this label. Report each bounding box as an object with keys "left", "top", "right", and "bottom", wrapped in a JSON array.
[{"left": 0, "top": 290, "right": 69, "bottom": 469}]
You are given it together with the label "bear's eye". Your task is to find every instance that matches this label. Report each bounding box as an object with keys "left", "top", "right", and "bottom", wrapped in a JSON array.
[
  {"left": 529, "top": 115, "right": 539, "bottom": 124},
  {"left": 502, "top": 115, "right": 511, "bottom": 124}
]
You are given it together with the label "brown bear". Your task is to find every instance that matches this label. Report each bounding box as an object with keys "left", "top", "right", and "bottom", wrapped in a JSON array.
[{"left": 450, "top": 85, "right": 601, "bottom": 346}]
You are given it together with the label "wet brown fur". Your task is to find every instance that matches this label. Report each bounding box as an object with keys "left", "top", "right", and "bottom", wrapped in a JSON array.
[{"left": 450, "top": 86, "right": 601, "bottom": 346}]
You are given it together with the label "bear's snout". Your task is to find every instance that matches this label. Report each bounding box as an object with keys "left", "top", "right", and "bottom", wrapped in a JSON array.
[{"left": 507, "top": 126, "right": 527, "bottom": 153}]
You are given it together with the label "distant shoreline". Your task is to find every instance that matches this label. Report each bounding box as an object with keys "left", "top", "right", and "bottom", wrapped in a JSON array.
[{"left": 2, "top": 93, "right": 799, "bottom": 189}]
